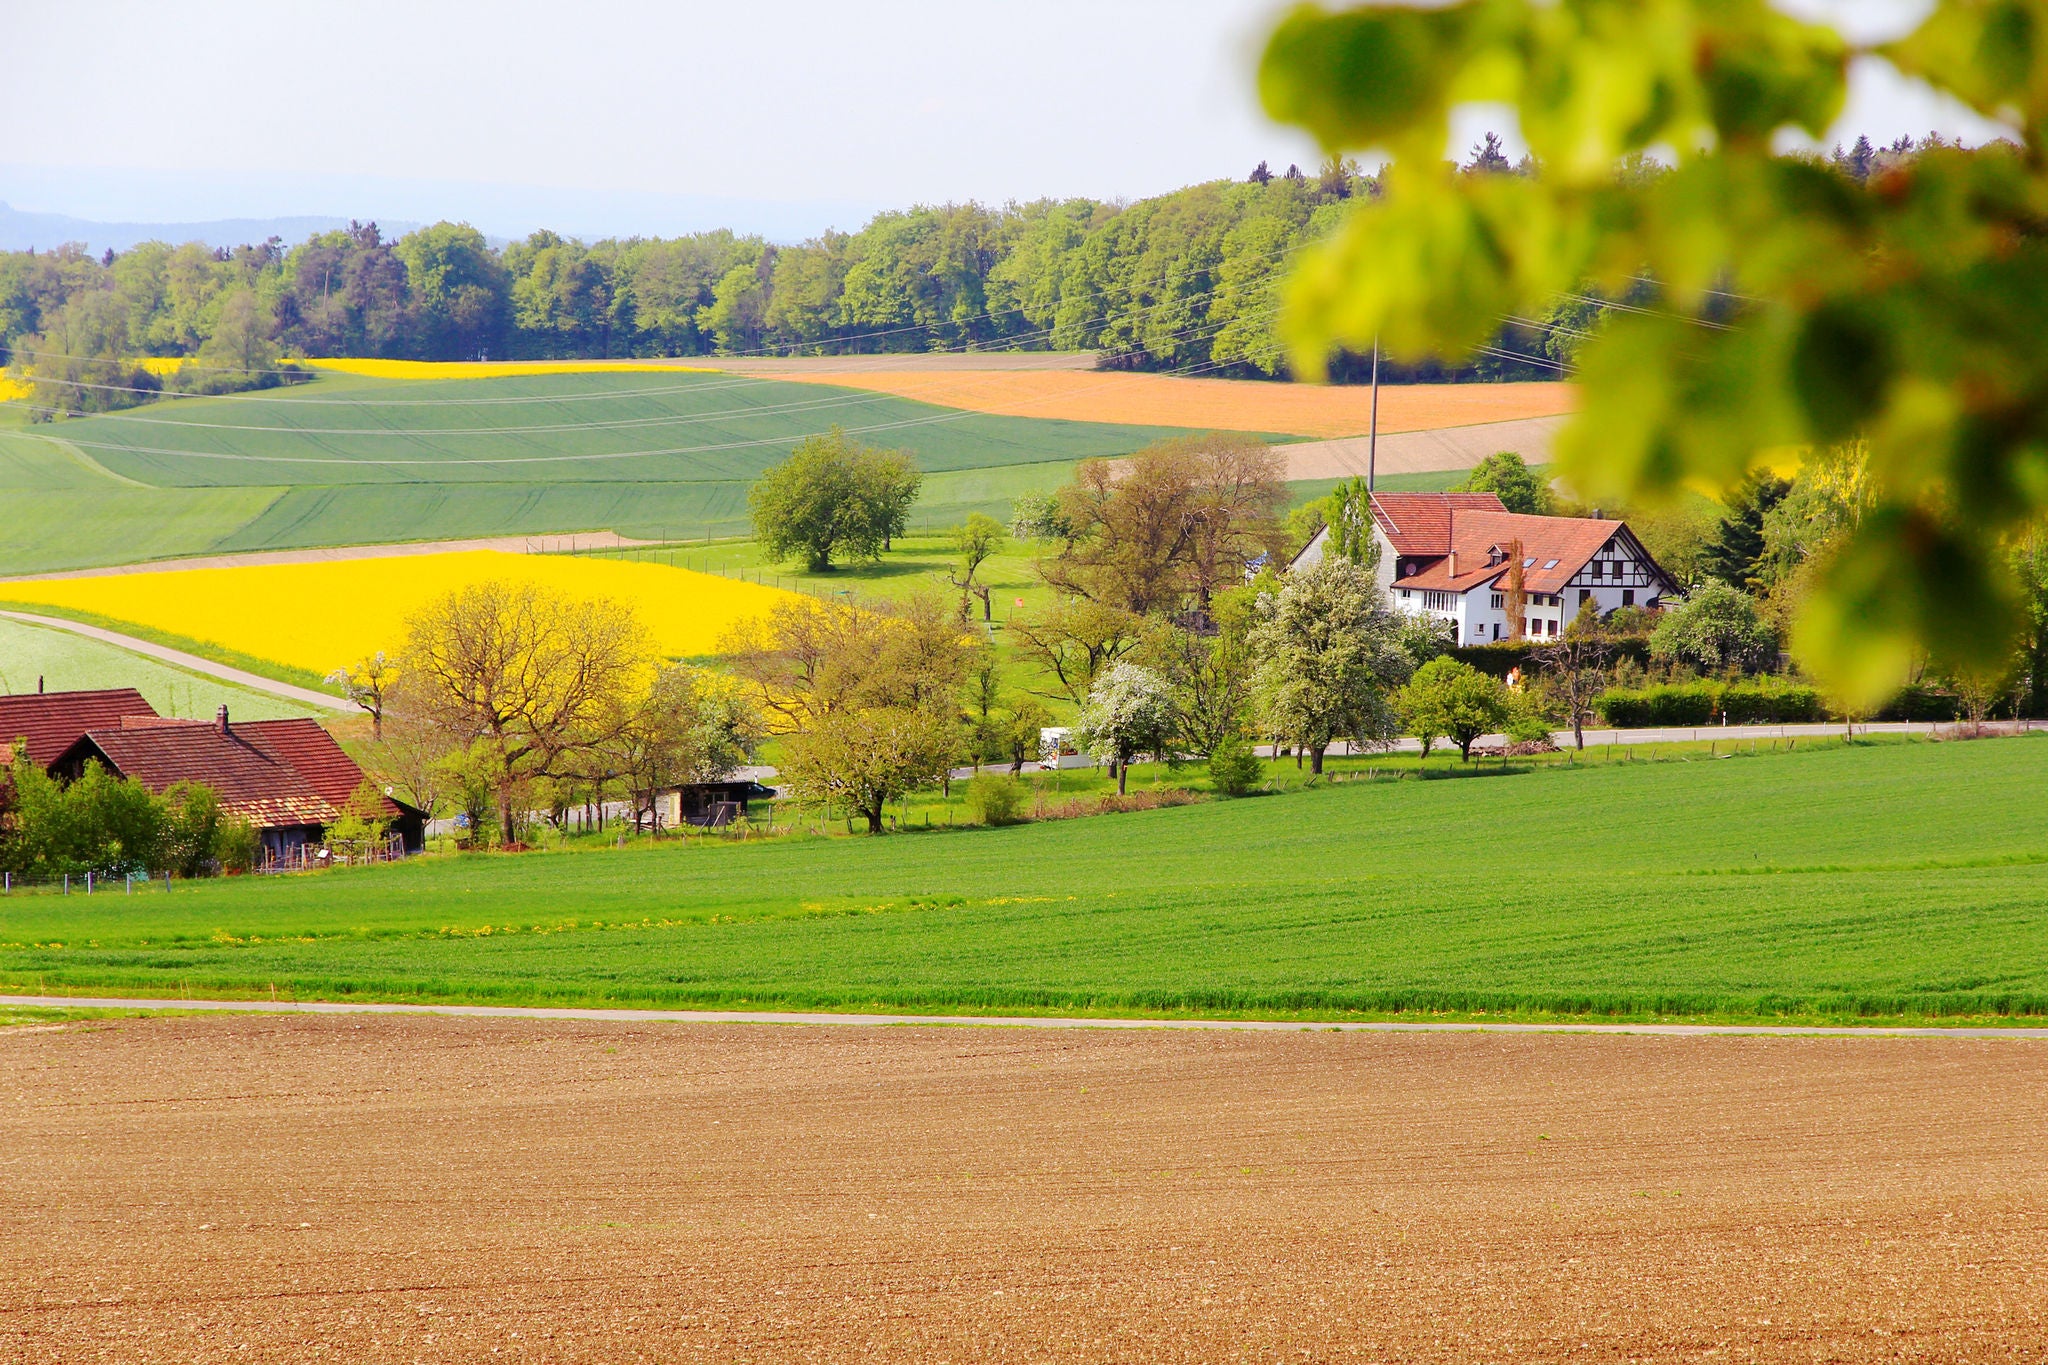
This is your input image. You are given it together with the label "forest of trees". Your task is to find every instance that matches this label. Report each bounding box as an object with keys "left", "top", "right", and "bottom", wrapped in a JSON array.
[{"left": 0, "top": 153, "right": 1561, "bottom": 394}]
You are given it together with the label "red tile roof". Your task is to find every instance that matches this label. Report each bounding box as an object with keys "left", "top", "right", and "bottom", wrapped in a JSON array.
[
  {"left": 1393, "top": 510, "right": 1626, "bottom": 594},
  {"left": 65, "top": 723, "right": 340, "bottom": 830},
  {"left": 1371, "top": 492, "right": 1508, "bottom": 555},
  {"left": 234, "top": 718, "right": 407, "bottom": 819},
  {"left": 0, "top": 688, "right": 158, "bottom": 767}
]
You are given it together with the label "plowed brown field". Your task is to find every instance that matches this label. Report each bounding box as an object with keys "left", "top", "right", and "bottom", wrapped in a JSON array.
[
  {"left": 4, "top": 1017, "right": 2043, "bottom": 1364},
  {"left": 721, "top": 368, "right": 1577, "bottom": 439}
]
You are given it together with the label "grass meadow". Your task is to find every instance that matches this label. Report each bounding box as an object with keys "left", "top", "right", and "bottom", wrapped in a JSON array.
[
  {"left": 0, "top": 616, "right": 316, "bottom": 720},
  {"left": 3, "top": 735, "right": 2042, "bottom": 1024},
  {"left": 0, "top": 368, "right": 1196, "bottom": 576}
]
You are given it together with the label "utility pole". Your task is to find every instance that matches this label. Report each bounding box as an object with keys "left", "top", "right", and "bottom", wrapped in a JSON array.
[{"left": 1367, "top": 336, "right": 1380, "bottom": 493}]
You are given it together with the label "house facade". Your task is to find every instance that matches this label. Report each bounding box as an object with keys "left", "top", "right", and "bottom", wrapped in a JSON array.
[{"left": 1290, "top": 492, "right": 1679, "bottom": 643}]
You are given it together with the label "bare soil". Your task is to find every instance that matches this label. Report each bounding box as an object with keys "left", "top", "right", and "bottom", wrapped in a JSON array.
[
  {"left": 741, "top": 370, "right": 1576, "bottom": 440},
  {"left": 3, "top": 1017, "right": 2043, "bottom": 1363}
]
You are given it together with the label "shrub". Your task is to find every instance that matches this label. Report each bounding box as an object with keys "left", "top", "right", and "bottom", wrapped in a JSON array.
[
  {"left": 1595, "top": 683, "right": 1714, "bottom": 727},
  {"left": 1502, "top": 689, "right": 1554, "bottom": 744},
  {"left": 215, "top": 816, "right": 260, "bottom": 874},
  {"left": 1206, "top": 734, "right": 1264, "bottom": 796},
  {"left": 1718, "top": 680, "right": 1825, "bottom": 724},
  {"left": 965, "top": 773, "right": 1028, "bottom": 825},
  {"left": 1878, "top": 684, "right": 1962, "bottom": 722}
]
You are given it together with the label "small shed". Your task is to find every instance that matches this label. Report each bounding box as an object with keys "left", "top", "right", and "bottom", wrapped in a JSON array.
[{"left": 659, "top": 779, "right": 778, "bottom": 828}]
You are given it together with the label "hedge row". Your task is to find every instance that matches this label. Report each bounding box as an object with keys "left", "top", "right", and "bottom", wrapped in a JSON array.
[
  {"left": 1594, "top": 680, "right": 1968, "bottom": 726},
  {"left": 1595, "top": 680, "right": 1827, "bottom": 727}
]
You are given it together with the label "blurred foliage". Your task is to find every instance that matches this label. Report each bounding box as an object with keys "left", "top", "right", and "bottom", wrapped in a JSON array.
[{"left": 1260, "top": 0, "right": 2048, "bottom": 701}]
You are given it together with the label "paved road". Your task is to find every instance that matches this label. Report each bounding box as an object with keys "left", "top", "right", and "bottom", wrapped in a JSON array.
[
  {"left": 0, "top": 610, "right": 349, "bottom": 711},
  {"left": 4, "top": 995, "right": 2042, "bottom": 1039}
]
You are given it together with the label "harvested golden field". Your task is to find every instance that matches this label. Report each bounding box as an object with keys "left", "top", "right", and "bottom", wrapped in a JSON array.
[
  {"left": 4, "top": 1015, "right": 2043, "bottom": 1363},
  {"left": 722, "top": 368, "right": 1578, "bottom": 439},
  {"left": 0, "top": 550, "right": 795, "bottom": 673}
]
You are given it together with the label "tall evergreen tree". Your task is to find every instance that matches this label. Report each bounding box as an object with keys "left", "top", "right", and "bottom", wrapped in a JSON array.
[{"left": 1702, "top": 472, "right": 1793, "bottom": 588}]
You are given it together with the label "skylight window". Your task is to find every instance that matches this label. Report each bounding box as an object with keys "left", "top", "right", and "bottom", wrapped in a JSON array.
[
  {"left": 1522, "top": 558, "right": 1535, "bottom": 568},
  {"left": 1543, "top": 558, "right": 1559, "bottom": 569}
]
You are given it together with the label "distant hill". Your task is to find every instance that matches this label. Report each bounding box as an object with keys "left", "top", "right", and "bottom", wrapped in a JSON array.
[{"left": 0, "top": 202, "right": 422, "bottom": 254}]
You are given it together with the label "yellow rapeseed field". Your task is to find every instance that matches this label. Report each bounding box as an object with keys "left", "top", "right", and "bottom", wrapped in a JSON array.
[
  {"left": 0, "top": 376, "right": 31, "bottom": 403},
  {"left": 307, "top": 359, "right": 716, "bottom": 380},
  {"left": 0, "top": 551, "right": 796, "bottom": 673}
]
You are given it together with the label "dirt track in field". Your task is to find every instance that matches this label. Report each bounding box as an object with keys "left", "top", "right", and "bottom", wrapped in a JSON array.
[{"left": 4, "top": 1018, "right": 2044, "bottom": 1363}]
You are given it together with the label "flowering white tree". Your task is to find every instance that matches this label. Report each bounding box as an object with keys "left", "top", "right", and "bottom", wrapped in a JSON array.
[
  {"left": 1072, "top": 662, "right": 1178, "bottom": 795},
  {"left": 1248, "top": 559, "right": 1414, "bottom": 774}
]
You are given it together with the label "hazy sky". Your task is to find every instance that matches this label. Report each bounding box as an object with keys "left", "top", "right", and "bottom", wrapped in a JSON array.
[{"left": 1, "top": 0, "right": 2010, "bottom": 242}]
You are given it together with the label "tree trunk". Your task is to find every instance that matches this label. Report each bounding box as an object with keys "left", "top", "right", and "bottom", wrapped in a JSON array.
[
  {"left": 1459, "top": 735, "right": 1476, "bottom": 762},
  {"left": 866, "top": 803, "right": 884, "bottom": 835},
  {"left": 1116, "top": 751, "right": 1129, "bottom": 795},
  {"left": 499, "top": 790, "right": 518, "bottom": 847},
  {"left": 1309, "top": 745, "right": 1326, "bottom": 775},
  {"left": 977, "top": 587, "right": 992, "bottom": 622},
  {"left": 1573, "top": 713, "right": 1585, "bottom": 750}
]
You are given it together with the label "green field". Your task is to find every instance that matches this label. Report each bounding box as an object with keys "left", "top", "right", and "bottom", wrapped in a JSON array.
[
  {"left": 5, "top": 736, "right": 2043, "bottom": 1024},
  {"left": 0, "top": 616, "right": 317, "bottom": 719},
  {"left": 0, "top": 371, "right": 1206, "bottom": 575}
]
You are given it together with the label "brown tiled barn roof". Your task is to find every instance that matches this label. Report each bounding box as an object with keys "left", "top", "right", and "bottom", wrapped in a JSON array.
[
  {"left": 234, "top": 718, "right": 408, "bottom": 820},
  {"left": 0, "top": 688, "right": 157, "bottom": 767},
  {"left": 63, "top": 722, "right": 341, "bottom": 830},
  {"left": 1370, "top": 492, "right": 1508, "bottom": 556},
  {"left": 1393, "top": 510, "right": 1626, "bottom": 595}
]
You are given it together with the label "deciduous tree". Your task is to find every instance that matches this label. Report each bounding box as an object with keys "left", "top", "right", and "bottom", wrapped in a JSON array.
[
  {"left": 945, "top": 513, "right": 1005, "bottom": 621},
  {"left": 400, "top": 579, "right": 649, "bottom": 846},
  {"left": 1453, "top": 451, "right": 1552, "bottom": 515},
  {"left": 1650, "top": 583, "right": 1778, "bottom": 675},
  {"left": 1534, "top": 598, "right": 1612, "bottom": 750},
  {"left": 1043, "top": 434, "right": 1286, "bottom": 614},
  {"left": 1400, "top": 658, "right": 1509, "bottom": 763},
  {"left": 1247, "top": 558, "right": 1413, "bottom": 773},
  {"left": 1073, "top": 662, "right": 1178, "bottom": 795}
]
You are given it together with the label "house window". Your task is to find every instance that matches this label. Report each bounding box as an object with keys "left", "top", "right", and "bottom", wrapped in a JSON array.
[
  {"left": 1543, "top": 559, "right": 1559, "bottom": 569},
  {"left": 1399, "top": 589, "right": 1411, "bottom": 599},
  {"left": 1548, "top": 618, "right": 1558, "bottom": 636},
  {"left": 1622, "top": 589, "right": 1635, "bottom": 606},
  {"left": 1579, "top": 589, "right": 1592, "bottom": 607},
  {"left": 1490, "top": 593, "right": 1503, "bottom": 609}
]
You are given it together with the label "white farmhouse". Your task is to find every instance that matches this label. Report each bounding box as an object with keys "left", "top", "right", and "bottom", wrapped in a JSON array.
[{"left": 1290, "top": 491, "right": 1679, "bottom": 643}]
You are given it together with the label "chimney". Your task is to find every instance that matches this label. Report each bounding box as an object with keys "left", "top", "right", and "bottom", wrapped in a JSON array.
[
  {"left": 216, "top": 704, "right": 230, "bottom": 736},
  {"left": 38, "top": 675, "right": 44, "bottom": 694},
  {"left": 1447, "top": 550, "right": 1458, "bottom": 578}
]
